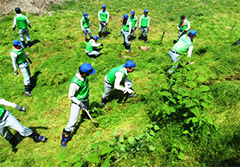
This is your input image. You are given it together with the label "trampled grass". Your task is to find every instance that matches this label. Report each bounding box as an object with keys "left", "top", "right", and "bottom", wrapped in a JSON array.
[{"left": 0, "top": 0, "right": 240, "bottom": 166}]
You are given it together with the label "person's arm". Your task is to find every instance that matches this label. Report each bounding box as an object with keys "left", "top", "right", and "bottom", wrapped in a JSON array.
[
  {"left": 91, "top": 40, "right": 101, "bottom": 47},
  {"left": 148, "top": 16, "right": 150, "bottom": 28},
  {"left": 128, "top": 20, "right": 131, "bottom": 34},
  {"left": 98, "top": 11, "right": 101, "bottom": 21},
  {"left": 187, "top": 45, "right": 194, "bottom": 58},
  {"left": 12, "top": 17, "right": 17, "bottom": 29},
  {"left": 106, "top": 11, "right": 109, "bottom": 23},
  {"left": 139, "top": 16, "right": 142, "bottom": 28},
  {"left": 80, "top": 19, "right": 84, "bottom": 31},
  {"left": 25, "top": 16, "right": 30, "bottom": 25},
  {"left": 0, "top": 99, "right": 17, "bottom": 108},
  {"left": 185, "top": 21, "right": 190, "bottom": 31},
  {"left": 135, "top": 17, "right": 138, "bottom": 27},
  {"left": 10, "top": 52, "right": 18, "bottom": 71},
  {"left": 114, "top": 72, "right": 126, "bottom": 92},
  {"left": 68, "top": 83, "right": 81, "bottom": 105}
]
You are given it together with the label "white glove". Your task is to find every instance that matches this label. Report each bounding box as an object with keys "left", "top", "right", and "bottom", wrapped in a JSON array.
[{"left": 127, "top": 88, "right": 134, "bottom": 94}]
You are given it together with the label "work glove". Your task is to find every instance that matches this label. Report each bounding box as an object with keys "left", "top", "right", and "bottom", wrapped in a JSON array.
[
  {"left": 14, "top": 70, "right": 18, "bottom": 76},
  {"left": 82, "top": 30, "right": 86, "bottom": 33},
  {"left": 127, "top": 88, "right": 134, "bottom": 94},
  {"left": 27, "top": 58, "right": 32, "bottom": 64},
  {"left": 15, "top": 105, "right": 26, "bottom": 112},
  {"left": 79, "top": 102, "right": 87, "bottom": 110},
  {"left": 12, "top": 27, "right": 16, "bottom": 31},
  {"left": 28, "top": 25, "right": 32, "bottom": 28},
  {"left": 100, "top": 43, "right": 103, "bottom": 46}
]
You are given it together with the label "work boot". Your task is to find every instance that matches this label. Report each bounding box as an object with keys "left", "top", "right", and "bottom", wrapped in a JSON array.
[
  {"left": 31, "top": 132, "right": 47, "bottom": 142},
  {"left": 27, "top": 41, "right": 31, "bottom": 48},
  {"left": 101, "top": 98, "right": 107, "bottom": 107},
  {"left": 60, "top": 129, "right": 71, "bottom": 147},
  {"left": 21, "top": 41, "right": 27, "bottom": 48},
  {"left": 9, "top": 136, "right": 19, "bottom": 149},
  {"left": 25, "top": 86, "right": 32, "bottom": 97}
]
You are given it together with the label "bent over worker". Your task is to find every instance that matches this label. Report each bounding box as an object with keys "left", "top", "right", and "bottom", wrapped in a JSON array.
[
  {"left": 139, "top": 9, "right": 150, "bottom": 43},
  {"left": 122, "top": 14, "right": 131, "bottom": 52},
  {"left": 60, "top": 63, "right": 96, "bottom": 147},
  {"left": 85, "top": 36, "right": 103, "bottom": 58},
  {"left": 98, "top": 4, "right": 109, "bottom": 39},
  {"left": 0, "top": 98, "right": 46, "bottom": 150},
  {"left": 177, "top": 15, "right": 190, "bottom": 40},
  {"left": 11, "top": 40, "right": 33, "bottom": 96},
  {"left": 81, "top": 12, "right": 93, "bottom": 42},
  {"left": 12, "top": 7, "right": 32, "bottom": 48},
  {"left": 168, "top": 30, "right": 197, "bottom": 74},
  {"left": 101, "top": 60, "right": 136, "bottom": 106}
]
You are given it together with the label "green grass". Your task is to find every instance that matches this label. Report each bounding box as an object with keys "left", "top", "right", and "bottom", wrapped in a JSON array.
[{"left": 1, "top": 0, "right": 240, "bottom": 166}]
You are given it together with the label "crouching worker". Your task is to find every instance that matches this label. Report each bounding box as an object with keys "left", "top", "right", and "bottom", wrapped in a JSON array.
[
  {"left": 101, "top": 60, "right": 136, "bottom": 106},
  {"left": 60, "top": 63, "right": 96, "bottom": 147},
  {"left": 0, "top": 99, "right": 46, "bottom": 150},
  {"left": 85, "top": 36, "right": 103, "bottom": 58}
]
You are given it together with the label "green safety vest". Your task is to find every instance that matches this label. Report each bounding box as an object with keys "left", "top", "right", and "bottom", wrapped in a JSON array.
[
  {"left": 123, "top": 19, "right": 131, "bottom": 31},
  {"left": 11, "top": 48, "right": 26, "bottom": 64},
  {"left": 141, "top": 15, "right": 149, "bottom": 27},
  {"left": 172, "top": 34, "right": 193, "bottom": 53},
  {"left": 86, "top": 39, "right": 94, "bottom": 52},
  {"left": 99, "top": 10, "right": 108, "bottom": 22},
  {"left": 81, "top": 17, "right": 90, "bottom": 29},
  {"left": 106, "top": 65, "right": 126, "bottom": 85},
  {"left": 0, "top": 106, "right": 5, "bottom": 118},
  {"left": 15, "top": 15, "right": 27, "bottom": 29},
  {"left": 179, "top": 19, "right": 190, "bottom": 31},
  {"left": 71, "top": 76, "right": 89, "bottom": 101},
  {"left": 129, "top": 16, "right": 137, "bottom": 27}
]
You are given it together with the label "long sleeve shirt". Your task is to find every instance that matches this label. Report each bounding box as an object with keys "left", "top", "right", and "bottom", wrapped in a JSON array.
[
  {"left": 80, "top": 18, "right": 91, "bottom": 30},
  {"left": 98, "top": 10, "right": 109, "bottom": 23},
  {"left": 0, "top": 99, "right": 17, "bottom": 108},
  {"left": 12, "top": 14, "right": 30, "bottom": 29},
  {"left": 68, "top": 72, "right": 86, "bottom": 105},
  {"left": 11, "top": 47, "right": 29, "bottom": 71},
  {"left": 177, "top": 19, "right": 190, "bottom": 31},
  {"left": 187, "top": 45, "right": 194, "bottom": 58}
]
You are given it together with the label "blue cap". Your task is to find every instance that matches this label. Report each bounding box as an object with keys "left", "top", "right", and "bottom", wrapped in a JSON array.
[
  {"left": 131, "top": 11, "right": 135, "bottom": 15},
  {"left": 13, "top": 40, "right": 22, "bottom": 46},
  {"left": 102, "top": 4, "right": 106, "bottom": 8},
  {"left": 83, "top": 12, "right": 88, "bottom": 17},
  {"left": 93, "top": 36, "right": 99, "bottom": 40},
  {"left": 124, "top": 60, "right": 136, "bottom": 68},
  {"left": 123, "top": 14, "right": 128, "bottom": 19},
  {"left": 79, "top": 63, "right": 96, "bottom": 75},
  {"left": 189, "top": 30, "right": 197, "bottom": 36},
  {"left": 144, "top": 9, "right": 148, "bottom": 13}
]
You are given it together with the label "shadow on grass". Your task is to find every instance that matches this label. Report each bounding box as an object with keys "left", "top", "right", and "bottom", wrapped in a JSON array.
[
  {"left": 29, "top": 39, "right": 41, "bottom": 48},
  {"left": 30, "top": 71, "right": 41, "bottom": 91}
]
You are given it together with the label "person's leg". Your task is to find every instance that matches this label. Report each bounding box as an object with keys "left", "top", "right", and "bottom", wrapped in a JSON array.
[
  {"left": 61, "top": 102, "right": 81, "bottom": 147},
  {"left": 101, "top": 82, "right": 113, "bottom": 106},
  {"left": 168, "top": 51, "right": 180, "bottom": 74},
  {"left": 83, "top": 29, "right": 88, "bottom": 41},
  {"left": 139, "top": 27, "right": 144, "bottom": 40},
  {"left": 19, "top": 62, "right": 31, "bottom": 96},
  {"left": 25, "top": 28, "right": 31, "bottom": 47},
  {"left": 86, "top": 28, "right": 93, "bottom": 38},
  {"left": 87, "top": 51, "right": 101, "bottom": 58},
  {"left": 123, "top": 31, "right": 130, "bottom": 51},
  {"left": 144, "top": 27, "right": 148, "bottom": 43},
  {"left": 103, "top": 23, "right": 107, "bottom": 39},
  {"left": 19, "top": 29, "right": 26, "bottom": 48},
  {"left": 99, "top": 22, "right": 103, "bottom": 37}
]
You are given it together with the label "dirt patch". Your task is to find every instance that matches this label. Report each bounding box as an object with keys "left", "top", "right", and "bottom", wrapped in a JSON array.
[{"left": 0, "top": 0, "right": 65, "bottom": 15}]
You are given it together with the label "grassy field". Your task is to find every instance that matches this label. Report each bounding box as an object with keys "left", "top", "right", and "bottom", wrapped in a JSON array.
[{"left": 0, "top": 0, "right": 240, "bottom": 166}]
